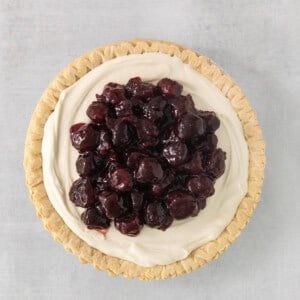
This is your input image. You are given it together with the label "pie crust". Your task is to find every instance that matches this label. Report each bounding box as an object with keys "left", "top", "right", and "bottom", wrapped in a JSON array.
[{"left": 24, "top": 39, "right": 266, "bottom": 280}]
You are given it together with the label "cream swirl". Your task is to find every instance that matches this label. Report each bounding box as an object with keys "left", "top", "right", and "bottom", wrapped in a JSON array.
[{"left": 42, "top": 53, "right": 248, "bottom": 267}]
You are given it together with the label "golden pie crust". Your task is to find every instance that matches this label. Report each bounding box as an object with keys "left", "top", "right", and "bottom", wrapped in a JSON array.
[{"left": 24, "top": 39, "right": 266, "bottom": 280}]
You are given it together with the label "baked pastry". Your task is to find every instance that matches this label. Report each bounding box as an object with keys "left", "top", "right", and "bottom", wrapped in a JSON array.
[{"left": 24, "top": 39, "right": 265, "bottom": 280}]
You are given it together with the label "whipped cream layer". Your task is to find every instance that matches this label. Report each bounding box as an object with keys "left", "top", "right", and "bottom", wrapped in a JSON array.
[{"left": 42, "top": 53, "right": 249, "bottom": 267}]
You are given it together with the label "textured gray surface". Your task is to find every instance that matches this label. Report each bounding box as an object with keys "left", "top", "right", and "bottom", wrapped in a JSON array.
[{"left": 1, "top": 0, "right": 300, "bottom": 299}]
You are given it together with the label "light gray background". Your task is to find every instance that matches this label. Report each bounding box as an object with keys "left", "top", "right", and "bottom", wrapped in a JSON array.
[{"left": 1, "top": 0, "right": 299, "bottom": 299}]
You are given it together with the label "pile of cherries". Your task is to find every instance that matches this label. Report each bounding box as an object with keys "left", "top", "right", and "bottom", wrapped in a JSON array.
[{"left": 69, "top": 77, "right": 226, "bottom": 236}]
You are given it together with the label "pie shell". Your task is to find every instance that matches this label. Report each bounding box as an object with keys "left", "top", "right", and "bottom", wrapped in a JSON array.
[{"left": 24, "top": 39, "right": 266, "bottom": 280}]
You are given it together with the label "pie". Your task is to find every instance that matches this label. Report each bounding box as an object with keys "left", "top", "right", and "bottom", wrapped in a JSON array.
[{"left": 24, "top": 39, "right": 266, "bottom": 280}]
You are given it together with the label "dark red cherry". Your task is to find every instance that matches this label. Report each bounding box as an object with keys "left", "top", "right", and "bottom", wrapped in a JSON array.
[
  {"left": 115, "top": 100, "right": 133, "bottom": 117},
  {"left": 76, "top": 151, "right": 97, "bottom": 176},
  {"left": 177, "top": 114, "right": 205, "bottom": 140},
  {"left": 199, "top": 111, "right": 220, "bottom": 133},
  {"left": 109, "top": 167, "right": 133, "bottom": 192},
  {"left": 195, "top": 134, "right": 218, "bottom": 153},
  {"left": 136, "top": 157, "right": 163, "bottom": 184},
  {"left": 206, "top": 149, "right": 226, "bottom": 178},
  {"left": 125, "top": 77, "right": 156, "bottom": 98},
  {"left": 169, "top": 95, "right": 196, "bottom": 118},
  {"left": 126, "top": 152, "right": 148, "bottom": 170},
  {"left": 70, "top": 124, "right": 100, "bottom": 152},
  {"left": 102, "top": 82, "right": 127, "bottom": 106},
  {"left": 111, "top": 120, "right": 131, "bottom": 147},
  {"left": 143, "top": 96, "right": 166, "bottom": 121},
  {"left": 162, "top": 142, "right": 189, "bottom": 166},
  {"left": 86, "top": 101, "right": 109, "bottom": 123},
  {"left": 166, "top": 191, "right": 198, "bottom": 220},
  {"left": 136, "top": 119, "right": 159, "bottom": 148},
  {"left": 81, "top": 207, "right": 110, "bottom": 229},
  {"left": 157, "top": 78, "right": 183, "bottom": 98},
  {"left": 143, "top": 201, "right": 173, "bottom": 230},
  {"left": 179, "top": 151, "right": 203, "bottom": 174},
  {"left": 69, "top": 178, "right": 95, "bottom": 208},
  {"left": 115, "top": 214, "right": 143, "bottom": 236},
  {"left": 151, "top": 170, "right": 175, "bottom": 196},
  {"left": 187, "top": 175, "right": 215, "bottom": 197},
  {"left": 70, "top": 122, "right": 85, "bottom": 134},
  {"left": 98, "top": 190, "right": 126, "bottom": 219}
]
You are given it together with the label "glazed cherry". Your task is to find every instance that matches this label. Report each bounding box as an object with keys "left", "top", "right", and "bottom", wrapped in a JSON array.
[
  {"left": 136, "top": 157, "right": 164, "bottom": 184},
  {"left": 81, "top": 207, "right": 110, "bottom": 229},
  {"left": 151, "top": 170, "right": 175, "bottom": 196},
  {"left": 98, "top": 190, "right": 126, "bottom": 218},
  {"left": 195, "top": 134, "right": 218, "bottom": 153},
  {"left": 199, "top": 111, "right": 220, "bottom": 133},
  {"left": 163, "top": 142, "right": 189, "bottom": 166},
  {"left": 69, "top": 77, "right": 226, "bottom": 236},
  {"left": 187, "top": 175, "right": 215, "bottom": 197},
  {"left": 157, "top": 78, "right": 183, "bottom": 98},
  {"left": 143, "top": 201, "right": 173, "bottom": 230},
  {"left": 109, "top": 167, "right": 133, "bottom": 192},
  {"left": 177, "top": 114, "right": 205, "bottom": 140},
  {"left": 143, "top": 96, "right": 167, "bottom": 121},
  {"left": 179, "top": 151, "right": 203, "bottom": 174},
  {"left": 170, "top": 95, "right": 196, "bottom": 118},
  {"left": 167, "top": 191, "right": 198, "bottom": 220},
  {"left": 69, "top": 178, "right": 95, "bottom": 208},
  {"left": 70, "top": 124, "right": 100, "bottom": 152},
  {"left": 136, "top": 119, "right": 159, "bottom": 148},
  {"left": 115, "top": 100, "right": 133, "bottom": 117},
  {"left": 76, "top": 151, "right": 97, "bottom": 176},
  {"left": 125, "top": 77, "right": 156, "bottom": 98},
  {"left": 111, "top": 120, "right": 131, "bottom": 147},
  {"left": 102, "top": 83, "right": 127, "bottom": 105},
  {"left": 115, "top": 214, "right": 143, "bottom": 236},
  {"left": 206, "top": 149, "right": 226, "bottom": 178},
  {"left": 70, "top": 122, "right": 85, "bottom": 134},
  {"left": 126, "top": 152, "right": 148, "bottom": 170},
  {"left": 86, "top": 101, "right": 109, "bottom": 123}
]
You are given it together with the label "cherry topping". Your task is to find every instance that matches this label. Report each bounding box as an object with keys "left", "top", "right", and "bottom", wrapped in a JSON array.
[
  {"left": 163, "top": 142, "right": 189, "bottom": 166},
  {"left": 136, "top": 157, "right": 164, "bottom": 184},
  {"left": 69, "top": 77, "right": 226, "bottom": 236},
  {"left": 69, "top": 178, "right": 95, "bottom": 208},
  {"left": 81, "top": 207, "right": 110, "bottom": 229},
  {"left": 70, "top": 122, "right": 85, "bottom": 134},
  {"left": 157, "top": 78, "right": 183, "bottom": 98},
  {"left": 70, "top": 124, "right": 100, "bottom": 152},
  {"left": 98, "top": 190, "right": 126, "bottom": 218},
  {"left": 115, "top": 214, "right": 143, "bottom": 236},
  {"left": 199, "top": 111, "right": 220, "bottom": 133},
  {"left": 86, "top": 101, "right": 109, "bottom": 123},
  {"left": 187, "top": 175, "right": 215, "bottom": 197},
  {"left": 109, "top": 167, "right": 133, "bottom": 192},
  {"left": 170, "top": 95, "right": 196, "bottom": 118},
  {"left": 167, "top": 191, "right": 198, "bottom": 220},
  {"left": 76, "top": 151, "right": 97, "bottom": 176},
  {"left": 206, "top": 149, "right": 226, "bottom": 178},
  {"left": 177, "top": 114, "right": 205, "bottom": 140},
  {"left": 143, "top": 201, "right": 173, "bottom": 230}
]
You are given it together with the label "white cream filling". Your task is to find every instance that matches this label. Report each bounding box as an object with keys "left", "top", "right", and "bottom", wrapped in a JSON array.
[{"left": 42, "top": 53, "right": 248, "bottom": 267}]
